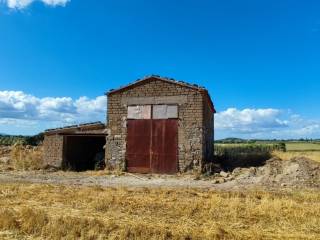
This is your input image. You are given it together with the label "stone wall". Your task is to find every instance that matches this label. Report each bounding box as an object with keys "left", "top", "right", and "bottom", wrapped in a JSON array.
[
  {"left": 202, "top": 94, "right": 214, "bottom": 166},
  {"left": 43, "top": 134, "right": 64, "bottom": 168},
  {"left": 106, "top": 78, "right": 214, "bottom": 172}
]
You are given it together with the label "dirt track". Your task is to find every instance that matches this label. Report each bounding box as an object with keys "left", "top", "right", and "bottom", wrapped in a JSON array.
[
  {"left": 0, "top": 170, "right": 219, "bottom": 189},
  {"left": 0, "top": 157, "right": 319, "bottom": 191}
]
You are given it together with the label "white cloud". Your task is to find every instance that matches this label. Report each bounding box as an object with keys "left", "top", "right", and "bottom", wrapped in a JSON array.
[
  {"left": 0, "top": 91, "right": 319, "bottom": 139},
  {"left": 215, "top": 108, "right": 320, "bottom": 139},
  {"left": 0, "top": 118, "right": 37, "bottom": 126},
  {"left": 3, "top": 0, "right": 70, "bottom": 9},
  {"left": 75, "top": 96, "right": 106, "bottom": 116},
  {"left": 0, "top": 91, "right": 38, "bottom": 119},
  {"left": 0, "top": 91, "right": 106, "bottom": 130},
  {"left": 215, "top": 108, "right": 288, "bottom": 133}
]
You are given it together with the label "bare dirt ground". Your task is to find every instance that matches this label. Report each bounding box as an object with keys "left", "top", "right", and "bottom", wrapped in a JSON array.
[{"left": 1, "top": 156, "right": 319, "bottom": 191}]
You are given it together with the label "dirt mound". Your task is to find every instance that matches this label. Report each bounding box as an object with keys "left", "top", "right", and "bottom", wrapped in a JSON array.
[
  {"left": 229, "top": 157, "right": 320, "bottom": 189},
  {"left": 261, "top": 157, "right": 320, "bottom": 187}
]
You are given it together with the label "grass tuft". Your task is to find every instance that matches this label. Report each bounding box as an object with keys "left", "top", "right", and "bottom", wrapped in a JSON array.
[
  {"left": 10, "top": 144, "right": 43, "bottom": 170},
  {"left": 0, "top": 210, "right": 19, "bottom": 231}
]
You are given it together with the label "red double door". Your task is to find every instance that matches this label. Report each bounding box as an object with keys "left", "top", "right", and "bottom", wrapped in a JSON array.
[{"left": 126, "top": 119, "right": 178, "bottom": 174}]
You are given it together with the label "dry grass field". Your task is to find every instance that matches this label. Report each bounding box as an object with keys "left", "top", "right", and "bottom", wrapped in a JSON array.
[
  {"left": 274, "top": 151, "right": 320, "bottom": 163},
  {"left": 0, "top": 183, "right": 320, "bottom": 240},
  {"left": 273, "top": 142, "right": 320, "bottom": 163},
  {"left": 1, "top": 143, "right": 320, "bottom": 239}
]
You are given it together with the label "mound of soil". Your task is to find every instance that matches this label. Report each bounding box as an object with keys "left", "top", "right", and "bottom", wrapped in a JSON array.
[{"left": 229, "top": 157, "right": 320, "bottom": 189}]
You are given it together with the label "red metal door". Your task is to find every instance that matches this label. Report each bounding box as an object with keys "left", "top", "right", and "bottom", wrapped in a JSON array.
[
  {"left": 151, "top": 120, "right": 178, "bottom": 174},
  {"left": 126, "top": 120, "right": 152, "bottom": 173},
  {"left": 126, "top": 119, "right": 178, "bottom": 174}
]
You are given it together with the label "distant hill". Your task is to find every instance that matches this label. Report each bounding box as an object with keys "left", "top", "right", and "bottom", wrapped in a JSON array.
[{"left": 215, "top": 138, "right": 247, "bottom": 144}]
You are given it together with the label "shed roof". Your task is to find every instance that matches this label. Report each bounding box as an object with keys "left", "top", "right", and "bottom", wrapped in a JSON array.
[
  {"left": 44, "top": 122, "right": 106, "bottom": 135},
  {"left": 106, "top": 75, "right": 216, "bottom": 113}
]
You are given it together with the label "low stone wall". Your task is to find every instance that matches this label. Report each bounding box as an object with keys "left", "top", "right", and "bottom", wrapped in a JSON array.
[{"left": 43, "top": 134, "right": 64, "bottom": 168}]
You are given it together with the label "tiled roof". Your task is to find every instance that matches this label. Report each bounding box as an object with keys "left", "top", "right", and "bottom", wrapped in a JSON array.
[
  {"left": 106, "top": 75, "right": 207, "bottom": 95},
  {"left": 45, "top": 122, "right": 105, "bottom": 134}
]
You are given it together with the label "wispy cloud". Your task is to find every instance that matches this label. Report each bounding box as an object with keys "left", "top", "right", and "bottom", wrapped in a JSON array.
[{"left": 2, "top": 0, "right": 70, "bottom": 9}]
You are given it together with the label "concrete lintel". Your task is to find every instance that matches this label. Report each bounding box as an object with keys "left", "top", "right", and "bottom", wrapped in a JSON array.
[{"left": 121, "top": 96, "right": 188, "bottom": 106}]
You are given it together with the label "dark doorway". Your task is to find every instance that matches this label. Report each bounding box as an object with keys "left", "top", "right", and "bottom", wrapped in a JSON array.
[
  {"left": 126, "top": 119, "right": 178, "bottom": 174},
  {"left": 63, "top": 136, "right": 106, "bottom": 171}
]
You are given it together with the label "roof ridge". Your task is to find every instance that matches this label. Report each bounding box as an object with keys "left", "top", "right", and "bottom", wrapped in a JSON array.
[
  {"left": 142, "top": 75, "right": 206, "bottom": 89},
  {"left": 107, "top": 75, "right": 206, "bottom": 95}
]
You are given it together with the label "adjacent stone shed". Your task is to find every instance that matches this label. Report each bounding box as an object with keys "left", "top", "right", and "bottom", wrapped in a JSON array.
[
  {"left": 43, "top": 122, "right": 107, "bottom": 171},
  {"left": 106, "top": 75, "right": 216, "bottom": 173}
]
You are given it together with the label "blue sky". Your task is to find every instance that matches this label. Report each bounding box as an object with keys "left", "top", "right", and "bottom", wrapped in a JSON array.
[{"left": 0, "top": 0, "right": 319, "bottom": 139}]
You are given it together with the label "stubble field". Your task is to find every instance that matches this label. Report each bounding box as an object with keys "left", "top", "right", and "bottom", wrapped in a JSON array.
[
  {"left": 0, "top": 183, "right": 320, "bottom": 240},
  {"left": 1, "top": 142, "right": 320, "bottom": 239}
]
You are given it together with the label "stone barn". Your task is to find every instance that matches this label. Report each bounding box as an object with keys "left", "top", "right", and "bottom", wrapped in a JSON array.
[
  {"left": 43, "top": 75, "right": 216, "bottom": 174},
  {"left": 106, "top": 75, "right": 216, "bottom": 173}
]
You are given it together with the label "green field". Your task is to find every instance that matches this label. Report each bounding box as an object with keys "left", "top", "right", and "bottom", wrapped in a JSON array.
[
  {"left": 214, "top": 141, "right": 320, "bottom": 164},
  {"left": 286, "top": 142, "right": 320, "bottom": 152}
]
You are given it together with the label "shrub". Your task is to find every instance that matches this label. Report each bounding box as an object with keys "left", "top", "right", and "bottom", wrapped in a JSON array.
[
  {"left": 24, "top": 133, "right": 44, "bottom": 146},
  {"left": 214, "top": 143, "right": 285, "bottom": 170},
  {"left": 0, "top": 133, "right": 44, "bottom": 146}
]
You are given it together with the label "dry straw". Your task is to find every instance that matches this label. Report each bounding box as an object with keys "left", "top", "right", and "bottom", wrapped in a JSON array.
[
  {"left": 0, "top": 183, "right": 320, "bottom": 239},
  {"left": 10, "top": 143, "right": 43, "bottom": 170}
]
